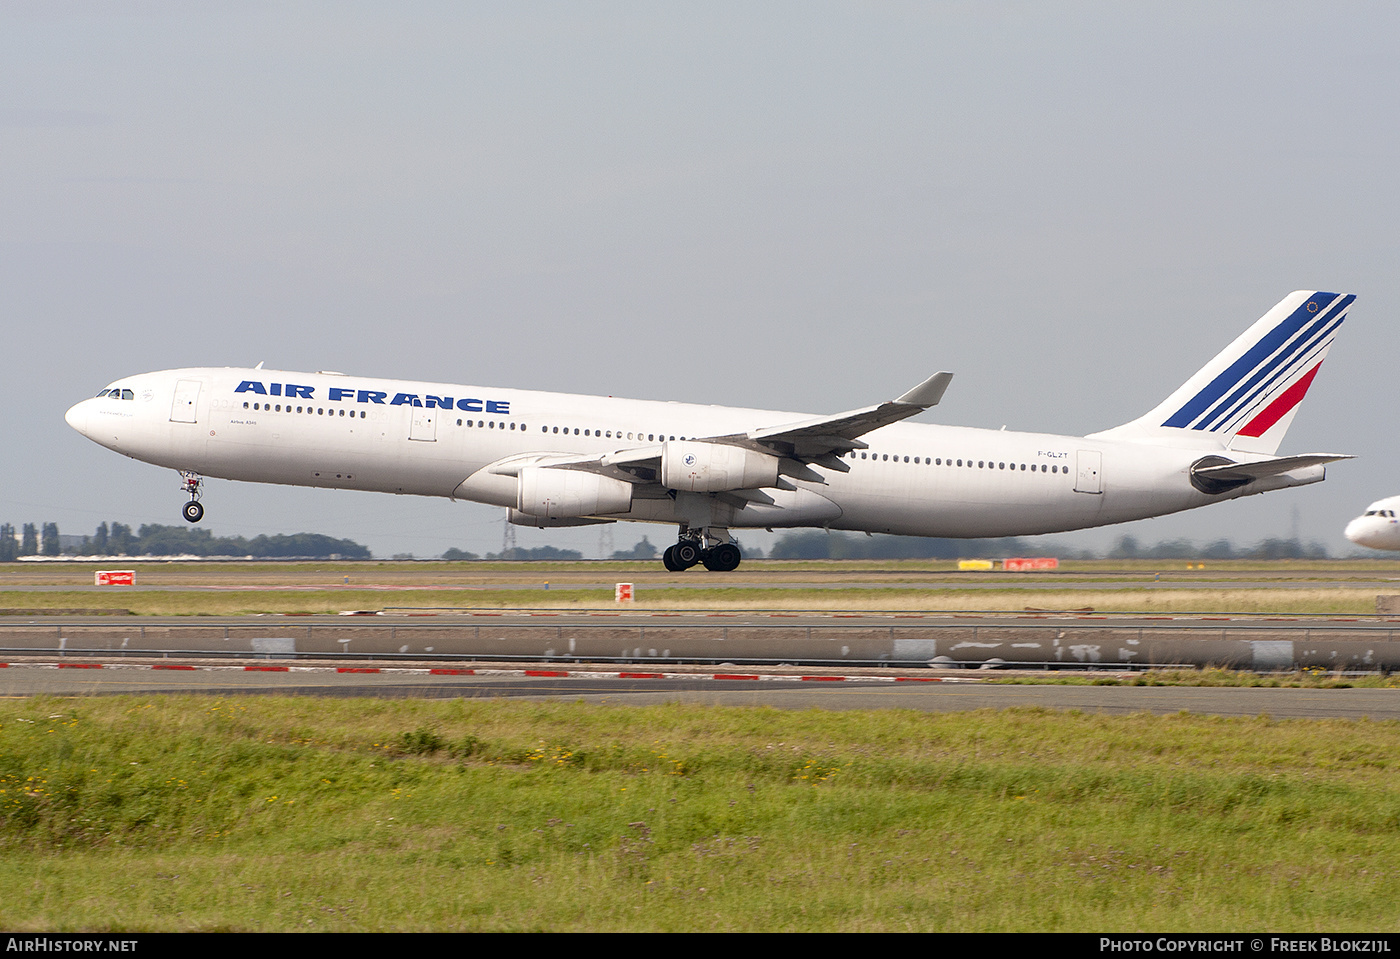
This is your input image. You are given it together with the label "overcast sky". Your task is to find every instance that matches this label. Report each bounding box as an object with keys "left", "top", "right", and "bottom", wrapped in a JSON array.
[{"left": 2, "top": 2, "right": 1396, "bottom": 559}]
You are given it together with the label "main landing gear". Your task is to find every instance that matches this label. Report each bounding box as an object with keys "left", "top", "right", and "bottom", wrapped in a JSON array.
[
  {"left": 662, "top": 531, "right": 741, "bottom": 573},
  {"left": 179, "top": 471, "right": 204, "bottom": 523}
]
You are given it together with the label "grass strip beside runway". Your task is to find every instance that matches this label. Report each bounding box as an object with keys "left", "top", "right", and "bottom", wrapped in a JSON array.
[{"left": 0, "top": 696, "right": 1397, "bottom": 931}]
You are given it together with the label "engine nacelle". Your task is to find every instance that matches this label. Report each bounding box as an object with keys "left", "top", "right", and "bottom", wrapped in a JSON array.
[
  {"left": 507, "top": 509, "right": 615, "bottom": 528},
  {"left": 661, "top": 440, "right": 780, "bottom": 492},
  {"left": 516, "top": 467, "right": 633, "bottom": 519}
]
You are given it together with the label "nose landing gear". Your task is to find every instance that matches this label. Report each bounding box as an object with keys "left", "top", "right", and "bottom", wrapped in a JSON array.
[{"left": 179, "top": 471, "right": 204, "bottom": 523}]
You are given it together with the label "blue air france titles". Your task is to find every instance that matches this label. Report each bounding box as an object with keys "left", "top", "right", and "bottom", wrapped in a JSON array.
[{"left": 234, "top": 381, "right": 510, "bottom": 415}]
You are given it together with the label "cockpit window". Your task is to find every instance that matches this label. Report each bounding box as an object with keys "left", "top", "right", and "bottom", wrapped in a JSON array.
[
  {"left": 96, "top": 389, "right": 110, "bottom": 397},
  {"left": 103, "top": 388, "right": 135, "bottom": 400}
]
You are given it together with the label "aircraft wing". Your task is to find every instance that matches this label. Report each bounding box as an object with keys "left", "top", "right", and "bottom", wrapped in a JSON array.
[
  {"left": 743, "top": 372, "right": 953, "bottom": 458},
  {"left": 485, "top": 371, "right": 953, "bottom": 491}
]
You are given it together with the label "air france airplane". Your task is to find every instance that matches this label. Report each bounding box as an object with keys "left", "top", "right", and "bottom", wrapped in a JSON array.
[
  {"left": 65, "top": 291, "right": 1354, "bottom": 572},
  {"left": 1344, "top": 496, "right": 1400, "bottom": 550}
]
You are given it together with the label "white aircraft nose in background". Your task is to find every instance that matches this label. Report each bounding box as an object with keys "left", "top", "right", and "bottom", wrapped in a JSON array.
[
  {"left": 64, "top": 400, "right": 89, "bottom": 437},
  {"left": 1345, "top": 496, "right": 1400, "bottom": 550}
]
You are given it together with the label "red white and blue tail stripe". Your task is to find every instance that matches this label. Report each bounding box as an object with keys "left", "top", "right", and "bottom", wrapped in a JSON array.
[{"left": 1092, "top": 291, "right": 1353, "bottom": 455}]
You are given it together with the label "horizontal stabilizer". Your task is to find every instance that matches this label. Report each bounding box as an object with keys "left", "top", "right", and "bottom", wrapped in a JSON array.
[{"left": 1192, "top": 453, "right": 1353, "bottom": 482}]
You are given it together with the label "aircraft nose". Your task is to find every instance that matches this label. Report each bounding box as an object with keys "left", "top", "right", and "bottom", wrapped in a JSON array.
[
  {"left": 1344, "top": 517, "right": 1375, "bottom": 548},
  {"left": 65, "top": 399, "right": 90, "bottom": 437}
]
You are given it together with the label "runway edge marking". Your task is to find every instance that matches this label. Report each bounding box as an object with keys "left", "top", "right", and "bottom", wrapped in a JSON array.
[{"left": 0, "top": 661, "right": 975, "bottom": 683}]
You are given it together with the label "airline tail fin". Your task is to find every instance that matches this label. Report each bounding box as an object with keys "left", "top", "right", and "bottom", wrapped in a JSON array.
[{"left": 1090, "top": 291, "right": 1354, "bottom": 455}]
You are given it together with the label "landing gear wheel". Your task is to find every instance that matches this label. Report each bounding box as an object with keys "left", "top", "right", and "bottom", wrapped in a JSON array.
[
  {"left": 673, "top": 540, "right": 702, "bottom": 568},
  {"left": 178, "top": 471, "right": 204, "bottom": 524},
  {"left": 702, "top": 542, "right": 741, "bottom": 572},
  {"left": 662, "top": 545, "right": 682, "bottom": 572}
]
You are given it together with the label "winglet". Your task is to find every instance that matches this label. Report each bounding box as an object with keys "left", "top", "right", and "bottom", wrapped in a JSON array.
[{"left": 895, "top": 372, "right": 953, "bottom": 407}]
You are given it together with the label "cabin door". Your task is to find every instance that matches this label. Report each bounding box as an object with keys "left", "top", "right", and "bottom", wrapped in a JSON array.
[
  {"left": 409, "top": 408, "right": 438, "bottom": 442},
  {"left": 1074, "top": 450, "right": 1102, "bottom": 494},
  {"left": 170, "top": 379, "right": 201, "bottom": 423}
]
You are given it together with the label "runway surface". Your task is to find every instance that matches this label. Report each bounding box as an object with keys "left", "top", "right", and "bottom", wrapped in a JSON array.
[
  {"left": 1, "top": 662, "right": 1394, "bottom": 719},
  {"left": 4, "top": 611, "right": 1400, "bottom": 670}
]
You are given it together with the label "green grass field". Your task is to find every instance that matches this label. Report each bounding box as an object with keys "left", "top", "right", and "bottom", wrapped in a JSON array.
[
  {"left": 6, "top": 557, "right": 1400, "bottom": 616},
  {"left": 2, "top": 695, "right": 1399, "bottom": 931}
]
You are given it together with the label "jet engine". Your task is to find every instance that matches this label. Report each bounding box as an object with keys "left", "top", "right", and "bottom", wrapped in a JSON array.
[
  {"left": 517, "top": 466, "right": 632, "bottom": 519},
  {"left": 661, "top": 441, "right": 779, "bottom": 492}
]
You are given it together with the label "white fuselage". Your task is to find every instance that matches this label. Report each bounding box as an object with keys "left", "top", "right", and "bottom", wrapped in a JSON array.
[
  {"left": 1344, "top": 496, "right": 1400, "bottom": 551},
  {"left": 64, "top": 366, "right": 1325, "bottom": 539}
]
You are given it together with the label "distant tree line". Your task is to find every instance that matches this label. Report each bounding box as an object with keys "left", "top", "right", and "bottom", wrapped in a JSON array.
[
  {"left": 0, "top": 523, "right": 57, "bottom": 561},
  {"left": 440, "top": 530, "right": 1338, "bottom": 562},
  {"left": 1, "top": 521, "right": 371, "bottom": 559},
  {"left": 0, "top": 522, "right": 1341, "bottom": 565},
  {"left": 753, "top": 531, "right": 1335, "bottom": 561},
  {"left": 1106, "top": 535, "right": 1330, "bottom": 560},
  {"left": 440, "top": 537, "right": 733, "bottom": 562},
  {"left": 766, "top": 531, "right": 1050, "bottom": 560},
  {"left": 443, "top": 545, "right": 585, "bottom": 561}
]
